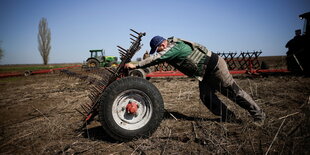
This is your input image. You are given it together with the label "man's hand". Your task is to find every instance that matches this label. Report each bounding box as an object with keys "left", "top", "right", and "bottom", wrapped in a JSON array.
[{"left": 125, "top": 63, "right": 137, "bottom": 69}]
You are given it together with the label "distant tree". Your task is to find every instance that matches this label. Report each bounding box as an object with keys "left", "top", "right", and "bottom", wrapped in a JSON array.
[
  {"left": 38, "top": 18, "right": 51, "bottom": 65},
  {"left": 136, "top": 57, "right": 142, "bottom": 61},
  {"left": 0, "top": 42, "right": 3, "bottom": 61}
]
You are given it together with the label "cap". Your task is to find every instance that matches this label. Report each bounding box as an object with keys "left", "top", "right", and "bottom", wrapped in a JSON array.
[{"left": 150, "top": 36, "right": 165, "bottom": 54}]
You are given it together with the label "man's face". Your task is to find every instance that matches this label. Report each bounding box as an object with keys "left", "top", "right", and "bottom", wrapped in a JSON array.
[{"left": 156, "top": 40, "right": 167, "bottom": 52}]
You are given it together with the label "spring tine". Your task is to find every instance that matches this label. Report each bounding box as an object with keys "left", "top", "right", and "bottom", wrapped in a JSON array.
[
  {"left": 83, "top": 104, "right": 92, "bottom": 112},
  {"left": 90, "top": 90, "right": 99, "bottom": 98},
  {"left": 105, "top": 67, "right": 116, "bottom": 75},
  {"left": 95, "top": 82, "right": 106, "bottom": 90},
  {"left": 118, "top": 48, "right": 127, "bottom": 54},
  {"left": 118, "top": 49, "right": 127, "bottom": 55},
  {"left": 130, "top": 29, "right": 139, "bottom": 35},
  {"left": 120, "top": 51, "right": 128, "bottom": 57},
  {"left": 82, "top": 103, "right": 90, "bottom": 110},
  {"left": 117, "top": 46, "right": 128, "bottom": 52},
  {"left": 75, "top": 108, "right": 87, "bottom": 117},
  {"left": 88, "top": 94, "right": 95, "bottom": 102},
  {"left": 95, "top": 84, "right": 104, "bottom": 90},
  {"left": 83, "top": 103, "right": 92, "bottom": 109},
  {"left": 80, "top": 105, "right": 89, "bottom": 113},
  {"left": 130, "top": 34, "right": 138, "bottom": 39},
  {"left": 89, "top": 88, "right": 98, "bottom": 95},
  {"left": 92, "top": 86, "right": 102, "bottom": 94}
]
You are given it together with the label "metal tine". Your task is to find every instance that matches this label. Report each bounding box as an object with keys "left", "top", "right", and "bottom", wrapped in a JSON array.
[
  {"left": 89, "top": 88, "right": 99, "bottom": 96},
  {"left": 91, "top": 85, "right": 102, "bottom": 94},
  {"left": 90, "top": 88, "right": 100, "bottom": 96},
  {"left": 94, "top": 83, "right": 105, "bottom": 91},
  {"left": 118, "top": 48, "right": 127, "bottom": 54},
  {"left": 89, "top": 90, "right": 99, "bottom": 98},
  {"left": 81, "top": 105, "right": 90, "bottom": 114},
  {"left": 75, "top": 108, "right": 87, "bottom": 117},
  {"left": 118, "top": 50, "right": 127, "bottom": 57},
  {"left": 89, "top": 92, "right": 98, "bottom": 100},
  {"left": 84, "top": 102, "right": 93, "bottom": 109},
  {"left": 82, "top": 103, "right": 92, "bottom": 110},
  {"left": 117, "top": 46, "right": 128, "bottom": 52},
  {"left": 130, "top": 29, "right": 140, "bottom": 35},
  {"left": 118, "top": 49, "right": 127, "bottom": 54},
  {"left": 120, "top": 54, "right": 129, "bottom": 58},
  {"left": 89, "top": 87, "right": 98, "bottom": 95},
  {"left": 98, "top": 78, "right": 109, "bottom": 85},
  {"left": 80, "top": 104, "right": 89, "bottom": 113},
  {"left": 95, "top": 78, "right": 108, "bottom": 85},
  {"left": 130, "top": 38, "right": 136, "bottom": 42},
  {"left": 88, "top": 94, "right": 96, "bottom": 102},
  {"left": 93, "top": 81, "right": 106, "bottom": 93},
  {"left": 119, "top": 53, "right": 126, "bottom": 58},
  {"left": 105, "top": 67, "right": 116, "bottom": 75},
  {"left": 130, "top": 34, "right": 138, "bottom": 39}
]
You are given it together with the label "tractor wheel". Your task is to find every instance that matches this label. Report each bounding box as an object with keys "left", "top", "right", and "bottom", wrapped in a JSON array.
[
  {"left": 87, "top": 59, "right": 100, "bottom": 69},
  {"left": 129, "top": 69, "right": 147, "bottom": 79},
  {"left": 98, "top": 77, "right": 164, "bottom": 141}
]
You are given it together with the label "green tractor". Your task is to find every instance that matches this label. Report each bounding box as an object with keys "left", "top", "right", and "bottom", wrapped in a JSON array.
[{"left": 86, "top": 49, "right": 118, "bottom": 69}]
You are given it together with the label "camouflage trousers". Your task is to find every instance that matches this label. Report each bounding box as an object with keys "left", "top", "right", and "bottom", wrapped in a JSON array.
[{"left": 199, "top": 56, "right": 264, "bottom": 120}]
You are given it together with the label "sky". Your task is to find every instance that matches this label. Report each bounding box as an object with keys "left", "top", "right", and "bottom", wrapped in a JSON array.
[{"left": 0, "top": 0, "right": 309, "bottom": 65}]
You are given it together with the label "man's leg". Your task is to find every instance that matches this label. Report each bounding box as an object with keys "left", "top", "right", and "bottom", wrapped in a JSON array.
[
  {"left": 220, "top": 81, "right": 265, "bottom": 121},
  {"left": 213, "top": 57, "right": 265, "bottom": 122},
  {"left": 199, "top": 80, "right": 236, "bottom": 121}
]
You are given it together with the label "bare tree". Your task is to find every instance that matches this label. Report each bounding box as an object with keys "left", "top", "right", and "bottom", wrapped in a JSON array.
[{"left": 38, "top": 18, "right": 51, "bottom": 65}]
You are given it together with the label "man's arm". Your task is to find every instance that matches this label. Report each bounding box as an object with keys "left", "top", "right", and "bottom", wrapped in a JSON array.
[
  {"left": 125, "top": 52, "right": 165, "bottom": 69},
  {"left": 125, "top": 42, "right": 179, "bottom": 69}
]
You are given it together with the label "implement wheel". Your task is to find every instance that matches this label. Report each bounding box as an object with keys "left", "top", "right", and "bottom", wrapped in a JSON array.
[
  {"left": 87, "top": 59, "right": 99, "bottom": 69},
  {"left": 98, "top": 77, "right": 164, "bottom": 141}
]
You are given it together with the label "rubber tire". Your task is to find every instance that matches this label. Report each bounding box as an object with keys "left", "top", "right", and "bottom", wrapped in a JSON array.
[
  {"left": 98, "top": 76, "right": 164, "bottom": 141},
  {"left": 87, "top": 59, "right": 100, "bottom": 69},
  {"left": 129, "top": 69, "right": 146, "bottom": 79}
]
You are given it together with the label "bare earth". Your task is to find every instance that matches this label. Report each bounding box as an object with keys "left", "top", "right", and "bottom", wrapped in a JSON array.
[{"left": 0, "top": 68, "right": 309, "bottom": 154}]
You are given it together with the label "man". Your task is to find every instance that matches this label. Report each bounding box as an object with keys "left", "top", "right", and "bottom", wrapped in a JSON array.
[{"left": 126, "top": 36, "right": 266, "bottom": 125}]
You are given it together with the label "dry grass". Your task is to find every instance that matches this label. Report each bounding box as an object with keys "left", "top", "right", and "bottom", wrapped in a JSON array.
[{"left": 0, "top": 70, "right": 309, "bottom": 154}]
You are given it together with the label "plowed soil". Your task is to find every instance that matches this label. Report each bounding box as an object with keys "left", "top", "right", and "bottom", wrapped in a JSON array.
[{"left": 0, "top": 67, "right": 309, "bottom": 154}]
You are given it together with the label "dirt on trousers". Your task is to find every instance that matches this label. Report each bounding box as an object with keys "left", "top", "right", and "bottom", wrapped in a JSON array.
[{"left": 0, "top": 70, "right": 309, "bottom": 154}]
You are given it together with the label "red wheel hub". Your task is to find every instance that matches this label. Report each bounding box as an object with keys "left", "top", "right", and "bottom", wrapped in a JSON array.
[{"left": 126, "top": 101, "right": 138, "bottom": 114}]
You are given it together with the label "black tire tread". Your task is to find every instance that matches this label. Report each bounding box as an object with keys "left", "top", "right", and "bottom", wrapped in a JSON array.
[{"left": 98, "top": 76, "right": 164, "bottom": 141}]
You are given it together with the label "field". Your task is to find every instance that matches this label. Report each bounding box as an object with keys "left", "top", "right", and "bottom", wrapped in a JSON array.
[{"left": 0, "top": 58, "right": 310, "bottom": 154}]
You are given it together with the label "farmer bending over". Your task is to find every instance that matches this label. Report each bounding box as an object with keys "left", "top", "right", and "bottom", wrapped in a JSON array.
[{"left": 126, "top": 36, "right": 266, "bottom": 125}]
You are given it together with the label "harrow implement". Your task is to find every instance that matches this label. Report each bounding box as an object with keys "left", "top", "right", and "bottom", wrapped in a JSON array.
[
  {"left": 62, "top": 29, "right": 164, "bottom": 141},
  {"left": 62, "top": 29, "right": 146, "bottom": 124}
]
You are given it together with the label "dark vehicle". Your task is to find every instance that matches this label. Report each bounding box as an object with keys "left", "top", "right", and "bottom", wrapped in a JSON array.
[{"left": 286, "top": 12, "right": 310, "bottom": 75}]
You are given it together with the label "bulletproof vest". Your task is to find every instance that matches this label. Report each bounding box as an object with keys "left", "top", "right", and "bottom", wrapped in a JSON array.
[{"left": 167, "top": 37, "right": 212, "bottom": 79}]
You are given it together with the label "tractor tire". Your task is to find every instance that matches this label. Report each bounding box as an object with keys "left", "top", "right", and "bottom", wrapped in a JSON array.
[
  {"left": 98, "top": 77, "right": 164, "bottom": 141},
  {"left": 129, "top": 69, "right": 147, "bottom": 79},
  {"left": 87, "top": 59, "right": 100, "bottom": 69}
]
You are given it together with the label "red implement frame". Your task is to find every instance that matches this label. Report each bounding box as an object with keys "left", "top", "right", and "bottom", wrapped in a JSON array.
[
  {"left": 0, "top": 65, "right": 81, "bottom": 78},
  {"left": 146, "top": 51, "right": 289, "bottom": 78}
]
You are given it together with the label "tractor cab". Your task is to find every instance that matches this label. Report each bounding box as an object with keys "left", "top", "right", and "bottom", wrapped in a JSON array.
[
  {"left": 90, "top": 49, "right": 105, "bottom": 61},
  {"left": 300, "top": 12, "right": 310, "bottom": 35}
]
